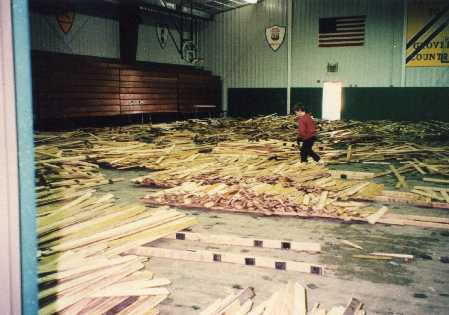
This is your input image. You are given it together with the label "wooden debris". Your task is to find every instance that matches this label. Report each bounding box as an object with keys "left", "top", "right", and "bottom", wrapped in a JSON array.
[
  {"left": 199, "top": 287, "right": 255, "bottom": 315},
  {"left": 389, "top": 165, "right": 408, "bottom": 189},
  {"left": 369, "top": 252, "right": 414, "bottom": 262},
  {"left": 202, "top": 282, "right": 368, "bottom": 315},
  {"left": 423, "top": 177, "right": 449, "bottom": 184},
  {"left": 366, "top": 206, "right": 389, "bottom": 225},
  {"left": 36, "top": 187, "right": 196, "bottom": 314},
  {"left": 343, "top": 297, "right": 364, "bottom": 315},
  {"left": 341, "top": 240, "right": 363, "bottom": 250},
  {"left": 352, "top": 255, "right": 392, "bottom": 260}
]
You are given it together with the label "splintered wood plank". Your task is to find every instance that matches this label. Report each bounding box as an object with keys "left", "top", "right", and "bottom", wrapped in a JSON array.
[
  {"left": 346, "top": 145, "right": 352, "bottom": 162},
  {"left": 366, "top": 206, "right": 389, "bottom": 225},
  {"left": 310, "top": 304, "right": 327, "bottom": 315},
  {"left": 39, "top": 259, "right": 144, "bottom": 315},
  {"left": 234, "top": 300, "right": 253, "bottom": 315},
  {"left": 342, "top": 297, "right": 363, "bottom": 315},
  {"left": 389, "top": 165, "right": 408, "bottom": 189},
  {"left": 164, "top": 232, "right": 321, "bottom": 253},
  {"left": 105, "top": 216, "right": 197, "bottom": 257},
  {"left": 85, "top": 297, "right": 132, "bottom": 315},
  {"left": 316, "top": 191, "right": 328, "bottom": 210},
  {"left": 199, "top": 299, "right": 225, "bottom": 315},
  {"left": 89, "top": 287, "right": 170, "bottom": 298},
  {"left": 369, "top": 252, "right": 414, "bottom": 262},
  {"left": 423, "top": 177, "right": 449, "bottom": 184},
  {"left": 352, "top": 255, "right": 392, "bottom": 261},
  {"left": 329, "top": 170, "right": 375, "bottom": 180},
  {"left": 97, "top": 278, "right": 170, "bottom": 292},
  {"left": 441, "top": 191, "right": 449, "bottom": 203},
  {"left": 47, "top": 210, "right": 186, "bottom": 253},
  {"left": 128, "top": 247, "right": 324, "bottom": 275},
  {"left": 341, "top": 240, "right": 363, "bottom": 250},
  {"left": 221, "top": 288, "right": 254, "bottom": 315},
  {"left": 199, "top": 287, "right": 254, "bottom": 315},
  {"left": 39, "top": 256, "right": 145, "bottom": 299},
  {"left": 291, "top": 282, "right": 308, "bottom": 315},
  {"left": 328, "top": 306, "right": 346, "bottom": 315},
  {"left": 117, "top": 295, "right": 168, "bottom": 315}
]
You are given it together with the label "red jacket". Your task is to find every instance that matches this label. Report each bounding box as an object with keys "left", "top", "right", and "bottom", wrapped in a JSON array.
[{"left": 297, "top": 113, "right": 316, "bottom": 140}]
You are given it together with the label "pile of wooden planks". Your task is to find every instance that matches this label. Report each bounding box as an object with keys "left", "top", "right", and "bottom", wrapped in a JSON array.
[
  {"left": 35, "top": 117, "right": 449, "bottom": 227},
  {"left": 35, "top": 116, "right": 449, "bottom": 173},
  {"left": 200, "top": 282, "right": 366, "bottom": 315},
  {"left": 35, "top": 144, "right": 119, "bottom": 206},
  {"left": 39, "top": 254, "right": 169, "bottom": 315},
  {"left": 37, "top": 190, "right": 197, "bottom": 314},
  {"left": 142, "top": 180, "right": 381, "bottom": 220}
]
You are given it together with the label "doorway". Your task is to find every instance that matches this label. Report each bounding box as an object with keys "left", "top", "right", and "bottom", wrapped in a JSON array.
[{"left": 322, "top": 81, "right": 343, "bottom": 120}]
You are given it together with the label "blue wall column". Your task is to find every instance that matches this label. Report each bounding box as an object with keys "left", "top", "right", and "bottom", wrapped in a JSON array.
[{"left": 12, "top": 0, "right": 38, "bottom": 313}]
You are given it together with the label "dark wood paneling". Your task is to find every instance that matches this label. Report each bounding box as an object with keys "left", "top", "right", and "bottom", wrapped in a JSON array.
[
  {"left": 32, "top": 51, "right": 221, "bottom": 121},
  {"left": 177, "top": 73, "right": 221, "bottom": 113}
]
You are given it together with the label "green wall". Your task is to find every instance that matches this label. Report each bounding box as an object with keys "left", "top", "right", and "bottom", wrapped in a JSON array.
[
  {"left": 228, "top": 87, "right": 449, "bottom": 122},
  {"left": 228, "top": 88, "right": 287, "bottom": 117},
  {"left": 342, "top": 88, "right": 449, "bottom": 121},
  {"left": 291, "top": 88, "right": 322, "bottom": 118}
]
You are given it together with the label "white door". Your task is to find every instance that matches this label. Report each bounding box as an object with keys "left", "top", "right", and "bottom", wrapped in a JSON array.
[{"left": 322, "top": 81, "right": 343, "bottom": 120}]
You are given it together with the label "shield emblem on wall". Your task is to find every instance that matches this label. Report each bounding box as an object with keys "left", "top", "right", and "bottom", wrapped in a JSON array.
[
  {"left": 156, "top": 24, "right": 169, "bottom": 49},
  {"left": 265, "top": 25, "right": 286, "bottom": 52},
  {"left": 57, "top": 11, "right": 75, "bottom": 34}
]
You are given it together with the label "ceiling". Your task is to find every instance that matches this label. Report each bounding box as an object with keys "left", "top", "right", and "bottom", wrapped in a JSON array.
[
  {"left": 188, "top": 0, "right": 254, "bottom": 15},
  {"left": 29, "top": 0, "right": 259, "bottom": 21}
]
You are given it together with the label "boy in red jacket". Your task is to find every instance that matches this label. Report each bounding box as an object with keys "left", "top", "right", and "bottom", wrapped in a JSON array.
[{"left": 295, "top": 105, "right": 321, "bottom": 163}]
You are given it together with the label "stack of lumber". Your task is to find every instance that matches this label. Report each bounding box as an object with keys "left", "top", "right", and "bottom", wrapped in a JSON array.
[
  {"left": 35, "top": 117, "right": 449, "bottom": 227},
  {"left": 318, "top": 119, "right": 449, "bottom": 145},
  {"left": 35, "top": 144, "right": 117, "bottom": 206},
  {"left": 39, "top": 254, "right": 169, "bottom": 315},
  {"left": 37, "top": 193, "right": 196, "bottom": 256},
  {"left": 321, "top": 143, "right": 449, "bottom": 167},
  {"left": 37, "top": 191, "right": 197, "bottom": 314},
  {"left": 133, "top": 153, "right": 385, "bottom": 221},
  {"left": 85, "top": 138, "right": 213, "bottom": 170},
  {"left": 200, "top": 282, "right": 366, "bottom": 315},
  {"left": 132, "top": 154, "right": 309, "bottom": 188},
  {"left": 35, "top": 116, "right": 449, "bottom": 172},
  {"left": 142, "top": 181, "right": 380, "bottom": 220},
  {"left": 411, "top": 185, "right": 449, "bottom": 203},
  {"left": 132, "top": 155, "right": 382, "bottom": 195}
]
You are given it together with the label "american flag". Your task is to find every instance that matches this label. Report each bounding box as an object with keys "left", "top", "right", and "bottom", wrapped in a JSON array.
[{"left": 319, "top": 15, "right": 366, "bottom": 47}]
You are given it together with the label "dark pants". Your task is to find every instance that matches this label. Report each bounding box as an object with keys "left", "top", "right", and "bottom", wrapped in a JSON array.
[{"left": 300, "top": 137, "right": 320, "bottom": 162}]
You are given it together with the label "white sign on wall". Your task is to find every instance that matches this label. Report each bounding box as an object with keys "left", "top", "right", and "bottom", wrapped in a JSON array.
[{"left": 265, "top": 25, "right": 286, "bottom": 52}]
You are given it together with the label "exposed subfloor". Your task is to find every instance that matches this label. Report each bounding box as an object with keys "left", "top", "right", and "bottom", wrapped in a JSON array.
[{"left": 98, "top": 168, "right": 449, "bottom": 315}]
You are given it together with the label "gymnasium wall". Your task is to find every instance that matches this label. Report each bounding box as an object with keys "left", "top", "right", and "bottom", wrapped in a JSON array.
[{"left": 205, "top": 0, "right": 449, "bottom": 120}]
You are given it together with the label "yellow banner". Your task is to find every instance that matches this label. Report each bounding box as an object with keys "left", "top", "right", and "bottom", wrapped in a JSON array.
[{"left": 406, "top": 0, "right": 449, "bottom": 67}]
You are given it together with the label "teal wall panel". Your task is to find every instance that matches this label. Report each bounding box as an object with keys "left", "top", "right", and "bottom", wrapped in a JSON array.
[
  {"left": 342, "top": 88, "right": 449, "bottom": 121},
  {"left": 291, "top": 88, "right": 322, "bottom": 118},
  {"left": 228, "top": 88, "right": 287, "bottom": 117},
  {"left": 228, "top": 87, "right": 449, "bottom": 122}
]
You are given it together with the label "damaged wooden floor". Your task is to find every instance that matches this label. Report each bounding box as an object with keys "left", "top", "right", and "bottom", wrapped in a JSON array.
[
  {"left": 99, "top": 168, "right": 449, "bottom": 315},
  {"left": 35, "top": 117, "right": 449, "bottom": 314}
]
